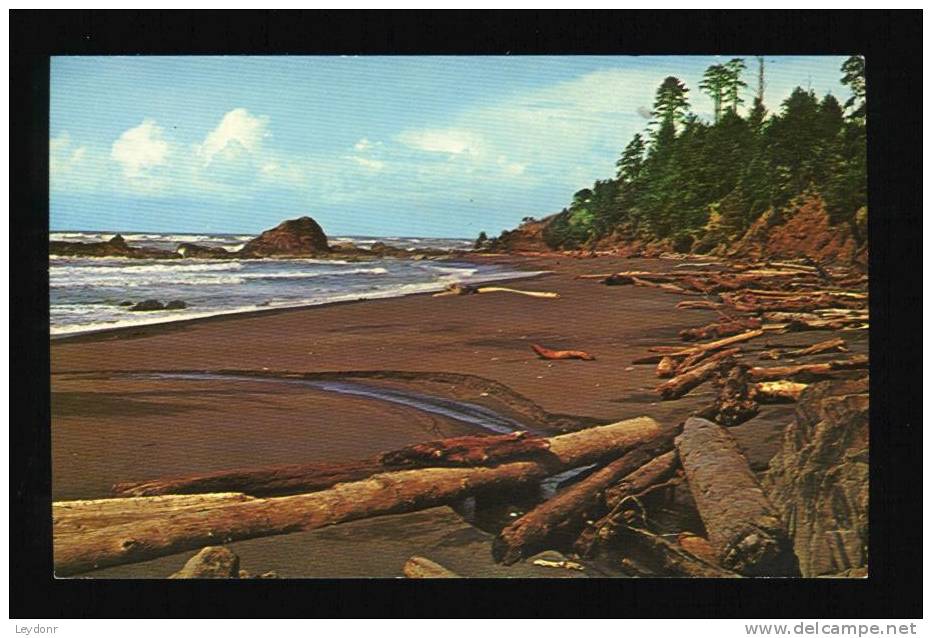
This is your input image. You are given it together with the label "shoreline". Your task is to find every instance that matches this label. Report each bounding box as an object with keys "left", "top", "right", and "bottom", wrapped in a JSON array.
[{"left": 51, "top": 254, "right": 548, "bottom": 343}]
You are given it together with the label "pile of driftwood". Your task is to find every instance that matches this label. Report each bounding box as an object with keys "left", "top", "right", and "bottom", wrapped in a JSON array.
[
  {"left": 53, "top": 413, "right": 801, "bottom": 578},
  {"left": 582, "top": 259, "right": 869, "bottom": 427}
]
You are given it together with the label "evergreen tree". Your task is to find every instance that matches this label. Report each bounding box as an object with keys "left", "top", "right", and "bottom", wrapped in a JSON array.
[
  {"left": 539, "top": 62, "right": 865, "bottom": 253},
  {"left": 699, "top": 64, "right": 729, "bottom": 123},
  {"left": 723, "top": 58, "right": 748, "bottom": 114},
  {"left": 650, "top": 76, "right": 690, "bottom": 134},
  {"left": 840, "top": 55, "right": 866, "bottom": 121},
  {"left": 616, "top": 133, "right": 646, "bottom": 182}
]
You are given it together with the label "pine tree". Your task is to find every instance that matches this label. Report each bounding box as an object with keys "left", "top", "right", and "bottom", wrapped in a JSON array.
[
  {"left": 650, "top": 76, "right": 690, "bottom": 134},
  {"left": 840, "top": 55, "right": 866, "bottom": 121},
  {"left": 699, "top": 65, "right": 729, "bottom": 124},
  {"left": 616, "top": 133, "right": 646, "bottom": 182},
  {"left": 723, "top": 58, "right": 748, "bottom": 114}
]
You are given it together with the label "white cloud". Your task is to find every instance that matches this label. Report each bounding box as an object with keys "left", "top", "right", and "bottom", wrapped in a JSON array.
[
  {"left": 353, "top": 156, "right": 385, "bottom": 171},
  {"left": 50, "top": 133, "right": 87, "bottom": 177},
  {"left": 197, "top": 108, "right": 269, "bottom": 165},
  {"left": 111, "top": 119, "right": 170, "bottom": 178},
  {"left": 354, "top": 138, "right": 380, "bottom": 152},
  {"left": 396, "top": 128, "right": 484, "bottom": 156}
]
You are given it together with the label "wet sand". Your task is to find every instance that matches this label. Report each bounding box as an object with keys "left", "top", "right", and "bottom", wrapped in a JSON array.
[{"left": 51, "top": 255, "right": 869, "bottom": 578}]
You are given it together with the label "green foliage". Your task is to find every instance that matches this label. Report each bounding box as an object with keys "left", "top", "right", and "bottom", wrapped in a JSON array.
[
  {"left": 474, "top": 231, "right": 488, "bottom": 249},
  {"left": 650, "top": 77, "right": 690, "bottom": 134},
  {"left": 541, "top": 67, "right": 866, "bottom": 252},
  {"left": 840, "top": 55, "right": 866, "bottom": 121}
]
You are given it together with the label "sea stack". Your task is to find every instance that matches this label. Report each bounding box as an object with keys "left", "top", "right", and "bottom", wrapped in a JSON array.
[{"left": 238, "top": 216, "right": 330, "bottom": 258}]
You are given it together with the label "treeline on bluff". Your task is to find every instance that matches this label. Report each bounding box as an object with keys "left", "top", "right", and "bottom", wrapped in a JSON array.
[{"left": 486, "top": 56, "right": 867, "bottom": 265}]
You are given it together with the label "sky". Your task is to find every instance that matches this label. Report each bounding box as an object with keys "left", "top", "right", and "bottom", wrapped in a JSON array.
[{"left": 50, "top": 55, "right": 851, "bottom": 238}]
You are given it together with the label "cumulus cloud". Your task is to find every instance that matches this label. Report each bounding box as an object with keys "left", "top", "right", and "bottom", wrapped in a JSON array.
[
  {"left": 111, "top": 119, "right": 170, "bottom": 178},
  {"left": 396, "top": 128, "right": 484, "bottom": 156},
  {"left": 196, "top": 108, "right": 269, "bottom": 165}
]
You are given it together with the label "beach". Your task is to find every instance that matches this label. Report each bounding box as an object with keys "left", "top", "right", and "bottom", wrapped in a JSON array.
[{"left": 50, "top": 254, "right": 869, "bottom": 578}]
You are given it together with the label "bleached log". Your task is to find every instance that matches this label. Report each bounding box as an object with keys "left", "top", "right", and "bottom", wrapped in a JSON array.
[{"left": 54, "top": 416, "right": 662, "bottom": 576}]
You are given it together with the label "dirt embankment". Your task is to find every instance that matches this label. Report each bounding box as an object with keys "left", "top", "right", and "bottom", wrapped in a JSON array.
[
  {"left": 717, "top": 196, "right": 867, "bottom": 268},
  {"left": 488, "top": 195, "right": 867, "bottom": 268}
]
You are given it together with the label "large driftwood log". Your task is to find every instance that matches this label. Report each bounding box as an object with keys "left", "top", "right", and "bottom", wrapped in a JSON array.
[
  {"left": 675, "top": 417, "right": 799, "bottom": 576},
  {"left": 633, "top": 329, "right": 761, "bottom": 365},
  {"left": 574, "top": 451, "right": 681, "bottom": 557},
  {"left": 114, "top": 432, "right": 551, "bottom": 497},
  {"left": 55, "top": 416, "right": 662, "bottom": 576},
  {"left": 748, "top": 355, "right": 868, "bottom": 382},
  {"left": 655, "top": 352, "right": 737, "bottom": 400},
  {"left": 492, "top": 431, "right": 675, "bottom": 565}
]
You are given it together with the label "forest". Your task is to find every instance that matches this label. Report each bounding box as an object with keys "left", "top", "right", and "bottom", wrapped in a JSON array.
[{"left": 504, "top": 56, "right": 867, "bottom": 254}]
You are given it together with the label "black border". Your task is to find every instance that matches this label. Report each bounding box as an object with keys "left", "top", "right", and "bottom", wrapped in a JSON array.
[{"left": 11, "top": 10, "right": 922, "bottom": 619}]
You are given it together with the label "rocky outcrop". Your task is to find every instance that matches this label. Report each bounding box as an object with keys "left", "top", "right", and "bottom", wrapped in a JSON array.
[
  {"left": 177, "top": 243, "right": 235, "bottom": 259},
  {"left": 50, "top": 216, "right": 458, "bottom": 261},
  {"left": 238, "top": 216, "right": 330, "bottom": 258},
  {"left": 169, "top": 546, "right": 240, "bottom": 579},
  {"left": 128, "top": 299, "right": 187, "bottom": 312},
  {"left": 490, "top": 216, "right": 555, "bottom": 253},
  {"left": 723, "top": 195, "right": 866, "bottom": 267},
  {"left": 763, "top": 377, "right": 869, "bottom": 577},
  {"left": 50, "top": 234, "right": 179, "bottom": 259}
]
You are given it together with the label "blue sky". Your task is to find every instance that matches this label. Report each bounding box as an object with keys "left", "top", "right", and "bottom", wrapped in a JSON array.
[{"left": 51, "top": 55, "right": 850, "bottom": 238}]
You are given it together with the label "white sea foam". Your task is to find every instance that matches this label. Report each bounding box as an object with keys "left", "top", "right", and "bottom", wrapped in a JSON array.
[{"left": 49, "top": 230, "right": 534, "bottom": 336}]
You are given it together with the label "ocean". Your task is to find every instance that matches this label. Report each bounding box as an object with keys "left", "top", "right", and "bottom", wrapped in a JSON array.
[{"left": 49, "top": 231, "right": 535, "bottom": 336}]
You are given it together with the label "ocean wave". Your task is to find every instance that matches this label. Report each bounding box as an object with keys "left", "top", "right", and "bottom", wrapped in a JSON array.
[
  {"left": 50, "top": 268, "right": 546, "bottom": 336},
  {"left": 50, "top": 261, "right": 244, "bottom": 275},
  {"left": 51, "top": 275, "right": 248, "bottom": 288}
]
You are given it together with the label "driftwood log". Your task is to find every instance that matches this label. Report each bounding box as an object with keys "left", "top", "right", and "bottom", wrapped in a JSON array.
[
  {"left": 615, "top": 526, "right": 740, "bottom": 578},
  {"left": 574, "top": 450, "right": 681, "bottom": 557},
  {"left": 748, "top": 355, "right": 868, "bottom": 382},
  {"left": 675, "top": 417, "right": 799, "bottom": 576},
  {"left": 752, "top": 381, "right": 808, "bottom": 403},
  {"left": 760, "top": 338, "right": 848, "bottom": 361},
  {"left": 679, "top": 317, "right": 761, "bottom": 342},
  {"left": 492, "top": 430, "right": 676, "bottom": 565},
  {"left": 54, "top": 416, "right": 662, "bottom": 576},
  {"left": 655, "top": 352, "right": 737, "bottom": 400},
  {"left": 633, "top": 329, "right": 761, "bottom": 365},
  {"left": 695, "top": 365, "right": 760, "bottom": 427},
  {"left": 434, "top": 283, "right": 559, "bottom": 299},
  {"left": 114, "top": 431, "right": 551, "bottom": 497},
  {"left": 531, "top": 343, "right": 596, "bottom": 361}
]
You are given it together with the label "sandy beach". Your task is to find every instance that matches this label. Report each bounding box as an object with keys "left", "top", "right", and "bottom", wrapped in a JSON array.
[{"left": 51, "top": 254, "right": 869, "bottom": 578}]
